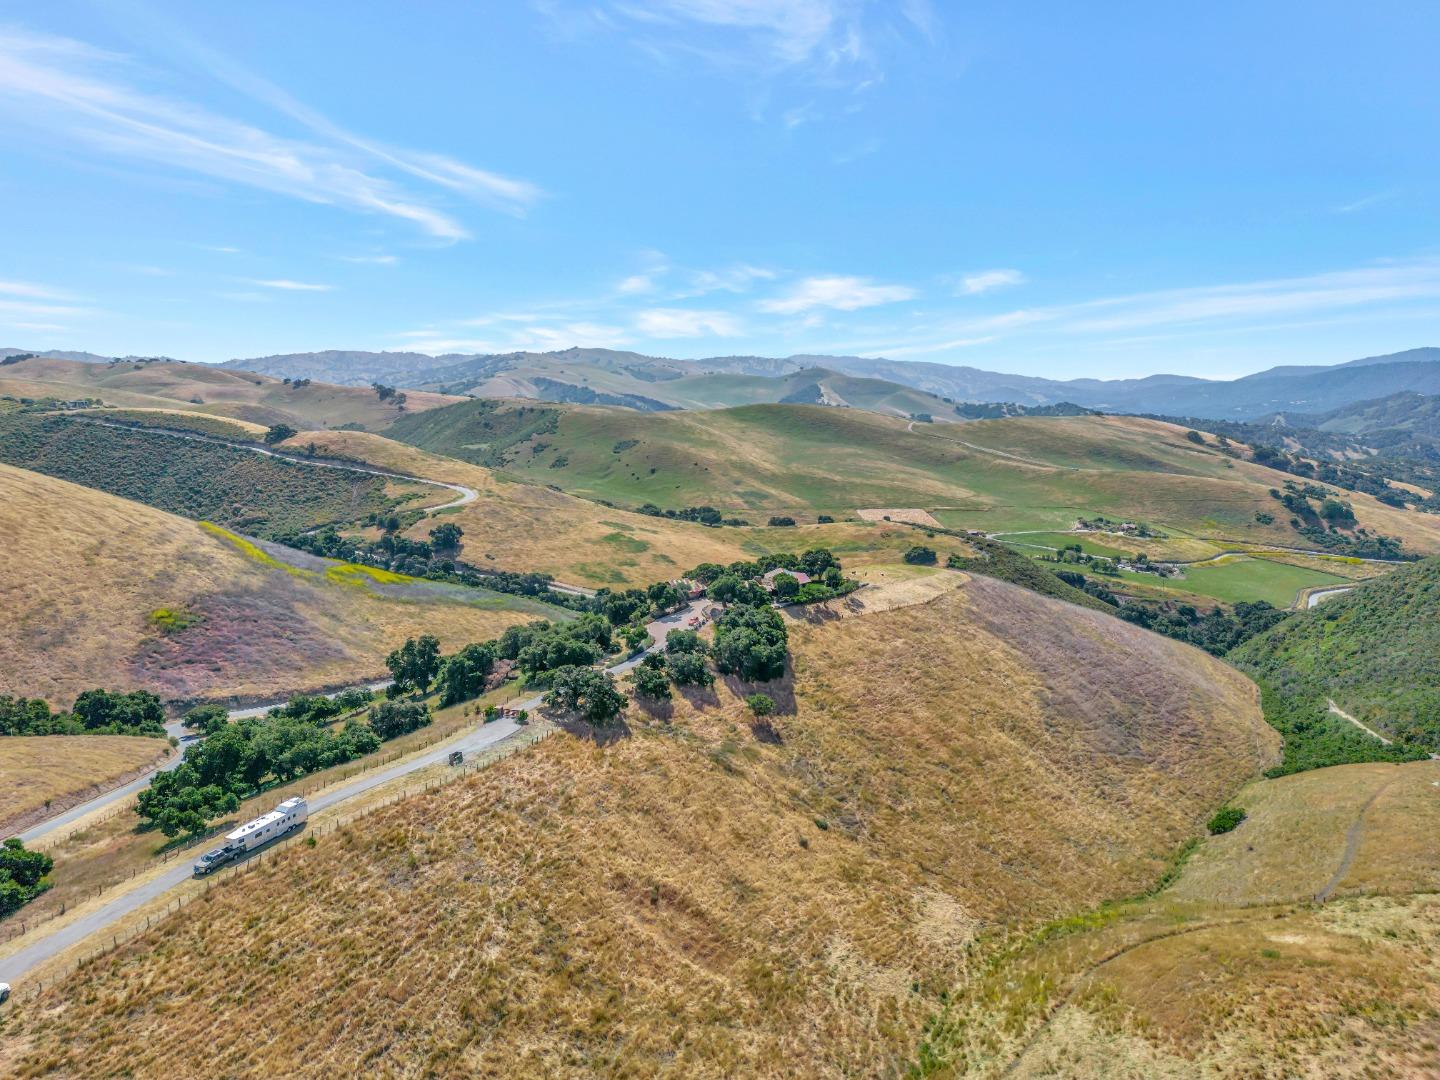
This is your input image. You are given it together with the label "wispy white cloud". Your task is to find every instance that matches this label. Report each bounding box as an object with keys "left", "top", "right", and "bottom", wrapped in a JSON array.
[
  {"left": 958, "top": 268, "right": 1026, "bottom": 295},
  {"left": 0, "top": 27, "right": 540, "bottom": 241},
  {"left": 8, "top": 321, "right": 68, "bottom": 333},
  {"left": 541, "top": 0, "right": 933, "bottom": 95},
  {"left": 249, "top": 279, "right": 334, "bottom": 292},
  {"left": 337, "top": 254, "right": 398, "bottom": 265},
  {"left": 616, "top": 273, "right": 658, "bottom": 295},
  {"left": 759, "top": 273, "right": 915, "bottom": 313},
  {"left": 857, "top": 260, "right": 1440, "bottom": 358},
  {"left": 1332, "top": 190, "right": 1396, "bottom": 214},
  {"left": 635, "top": 307, "right": 743, "bottom": 337},
  {"left": 0, "top": 279, "right": 75, "bottom": 301}
]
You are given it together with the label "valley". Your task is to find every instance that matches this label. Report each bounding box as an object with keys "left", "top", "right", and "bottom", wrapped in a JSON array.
[{"left": 3, "top": 348, "right": 1439, "bottom": 1077}]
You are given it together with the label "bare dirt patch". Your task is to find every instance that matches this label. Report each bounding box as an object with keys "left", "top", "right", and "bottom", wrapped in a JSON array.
[{"left": 856, "top": 507, "right": 942, "bottom": 527}]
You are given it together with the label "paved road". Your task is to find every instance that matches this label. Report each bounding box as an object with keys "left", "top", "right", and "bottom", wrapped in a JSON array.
[
  {"left": 17, "top": 722, "right": 188, "bottom": 844},
  {"left": 1306, "top": 585, "right": 1357, "bottom": 608},
  {"left": 20, "top": 682, "right": 397, "bottom": 845},
  {"left": 0, "top": 599, "right": 710, "bottom": 986},
  {"left": 72, "top": 417, "right": 478, "bottom": 511}
]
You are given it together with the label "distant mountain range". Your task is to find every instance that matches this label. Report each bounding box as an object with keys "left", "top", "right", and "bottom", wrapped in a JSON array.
[
  {"left": 216, "top": 345, "right": 1440, "bottom": 420},
  {"left": 8, "top": 343, "right": 1439, "bottom": 421}
]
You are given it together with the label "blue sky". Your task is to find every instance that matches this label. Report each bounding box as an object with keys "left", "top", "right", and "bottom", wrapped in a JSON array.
[{"left": 1, "top": 1, "right": 1438, "bottom": 378}]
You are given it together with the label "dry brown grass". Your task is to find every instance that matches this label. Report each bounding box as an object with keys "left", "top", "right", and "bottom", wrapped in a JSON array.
[
  {"left": 916, "top": 758, "right": 1440, "bottom": 1077},
  {"left": 0, "top": 463, "right": 549, "bottom": 707},
  {"left": 2, "top": 574, "right": 1275, "bottom": 1077},
  {"left": 0, "top": 358, "right": 460, "bottom": 430},
  {"left": 291, "top": 429, "right": 977, "bottom": 586},
  {"left": 0, "top": 736, "right": 171, "bottom": 837}
]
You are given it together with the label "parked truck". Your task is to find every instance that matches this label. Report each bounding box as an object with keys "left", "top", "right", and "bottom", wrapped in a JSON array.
[{"left": 193, "top": 797, "right": 308, "bottom": 876}]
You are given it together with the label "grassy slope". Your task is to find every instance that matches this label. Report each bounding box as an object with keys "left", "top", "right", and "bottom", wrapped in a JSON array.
[
  {"left": 1229, "top": 556, "right": 1440, "bottom": 748},
  {"left": 291, "top": 429, "right": 979, "bottom": 586},
  {"left": 0, "top": 409, "right": 424, "bottom": 538},
  {"left": 0, "top": 463, "right": 565, "bottom": 707},
  {"left": 924, "top": 757, "right": 1440, "bottom": 1077},
  {"left": 403, "top": 401, "right": 1440, "bottom": 554},
  {"left": 2, "top": 574, "right": 1276, "bottom": 1076},
  {"left": 0, "top": 356, "right": 460, "bottom": 430},
  {"left": 0, "top": 736, "right": 173, "bottom": 836}
]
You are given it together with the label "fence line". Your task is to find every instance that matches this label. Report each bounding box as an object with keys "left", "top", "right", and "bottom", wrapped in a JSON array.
[
  {"left": 14, "top": 721, "right": 556, "bottom": 1002},
  {"left": 3, "top": 715, "right": 536, "bottom": 945}
]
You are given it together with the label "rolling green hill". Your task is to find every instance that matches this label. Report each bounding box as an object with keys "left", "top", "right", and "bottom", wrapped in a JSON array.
[
  {"left": 1230, "top": 556, "right": 1440, "bottom": 759},
  {"left": 0, "top": 355, "right": 460, "bottom": 430},
  {"left": 0, "top": 408, "right": 426, "bottom": 538},
  {"left": 387, "top": 399, "right": 1440, "bottom": 558}
]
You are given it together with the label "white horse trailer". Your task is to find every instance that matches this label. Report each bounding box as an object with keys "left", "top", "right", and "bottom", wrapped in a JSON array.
[{"left": 193, "top": 797, "right": 308, "bottom": 876}]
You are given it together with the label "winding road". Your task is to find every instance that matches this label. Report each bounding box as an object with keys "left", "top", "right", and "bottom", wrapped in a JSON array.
[
  {"left": 71, "top": 417, "right": 478, "bottom": 511},
  {"left": 0, "top": 600, "right": 708, "bottom": 988}
]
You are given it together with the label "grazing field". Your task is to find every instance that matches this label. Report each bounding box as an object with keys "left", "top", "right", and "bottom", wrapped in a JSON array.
[
  {"left": 288, "top": 429, "right": 978, "bottom": 586},
  {"left": 391, "top": 401, "right": 1440, "bottom": 558},
  {"left": 1107, "top": 554, "right": 1350, "bottom": 608},
  {"left": 76, "top": 407, "right": 269, "bottom": 441},
  {"left": 916, "top": 758, "right": 1440, "bottom": 1077},
  {"left": 0, "top": 736, "right": 172, "bottom": 837},
  {"left": 0, "top": 463, "right": 568, "bottom": 707},
  {"left": 1, "top": 573, "right": 1276, "bottom": 1076},
  {"left": 0, "top": 356, "right": 460, "bottom": 430},
  {"left": 0, "top": 410, "right": 427, "bottom": 538}
]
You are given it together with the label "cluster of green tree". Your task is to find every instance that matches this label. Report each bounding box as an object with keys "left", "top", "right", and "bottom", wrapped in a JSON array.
[
  {"left": 687, "top": 549, "right": 855, "bottom": 606},
  {"left": 904, "top": 545, "right": 937, "bottom": 564},
  {"left": 1262, "top": 484, "right": 1414, "bottom": 559},
  {"left": 635, "top": 503, "right": 750, "bottom": 527},
  {"left": 1150, "top": 411, "right": 1429, "bottom": 504},
  {"left": 1105, "top": 594, "right": 1290, "bottom": 656},
  {"left": 627, "top": 629, "right": 716, "bottom": 702},
  {"left": 1074, "top": 515, "right": 1164, "bottom": 538},
  {"left": 0, "top": 412, "right": 402, "bottom": 539},
  {"left": 0, "top": 838, "right": 54, "bottom": 917},
  {"left": 138, "top": 691, "right": 418, "bottom": 836},
  {"left": 1230, "top": 558, "right": 1440, "bottom": 756},
  {"left": 280, "top": 377, "right": 312, "bottom": 388},
  {"left": 371, "top": 383, "right": 407, "bottom": 408},
  {"left": 545, "top": 666, "right": 627, "bottom": 726},
  {"left": 263, "top": 423, "right": 298, "bottom": 445},
  {"left": 953, "top": 401, "right": 1093, "bottom": 419},
  {"left": 1251, "top": 687, "right": 1426, "bottom": 777},
  {"left": 942, "top": 538, "right": 1114, "bottom": 613},
  {"left": 0, "top": 689, "right": 167, "bottom": 737},
  {"left": 712, "top": 604, "right": 788, "bottom": 682}
]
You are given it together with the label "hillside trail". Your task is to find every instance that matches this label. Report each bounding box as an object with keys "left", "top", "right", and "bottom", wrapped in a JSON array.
[
  {"left": 905, "top": 419, "right": 1080, "bottom": 470},
  {"left": 1314, "top": 774, "right": 1399, "bottom": 902},
  {"left": 1327, "top": 699, "right": 1393, "bottom": 745}
]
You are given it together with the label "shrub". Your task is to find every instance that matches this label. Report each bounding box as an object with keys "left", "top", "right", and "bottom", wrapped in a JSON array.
[
  {"left": 1206, "top": 807, "right": 1246, "bottom": 835},
  {"left": 745, "top": 693, "right": 776, "bottom": 717},
  {"left": 767, "top": 516, "right": 797, "bottom": 527},
  {"left": 263, "top": 423, "right": 298, "bottom": 445},
  {"left": 546, "top": 666, "right": 627, "bottom": 725},
  {"left": 368, "top": 700, "right": 432, "bottom": 740},
  {"left": 903, "top": 545, "right": 938, "bottom": 565}
]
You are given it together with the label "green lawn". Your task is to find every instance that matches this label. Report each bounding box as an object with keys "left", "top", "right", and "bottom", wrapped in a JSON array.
[{"left": 1118, "top": 555, "right": 1348, "bottom": 608}]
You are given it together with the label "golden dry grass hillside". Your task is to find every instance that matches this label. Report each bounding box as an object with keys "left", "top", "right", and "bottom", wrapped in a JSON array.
[
  {"left": 0, "top": 736, "right": 172, "bottom": 837},
  {"left": 2, "top": 574, "right": 1277, "bottom": 1077},
  {"left": 0, "top": 463, "right": 566, "bottom": 708},
  {"left": 917, "top": 757, "right": 1440, "bottom": 1078},
  {"left": 287, "top": 428, "right": 975, "bottom": 585},
  {"left": 0, "top": 356, "right": 460, "bottom": 430}
]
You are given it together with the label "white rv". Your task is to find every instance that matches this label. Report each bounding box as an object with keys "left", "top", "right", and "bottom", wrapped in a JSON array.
[{"left": 193, "top": 797, "right": 308, "bottom": 876}]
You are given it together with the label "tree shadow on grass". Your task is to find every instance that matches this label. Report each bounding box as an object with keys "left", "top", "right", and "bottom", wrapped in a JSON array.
[
  {"left": 675, "top": 683, "right": 722, "bottom": 711},
  {"left": 553, "top": 712, "right": 632, "bottom": 746},
  {"left": 718, "top": 667, "right": 797, "bottom": 716},
  {"left": 631, "top": 695, "right": 675, "bottom": 724}
]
